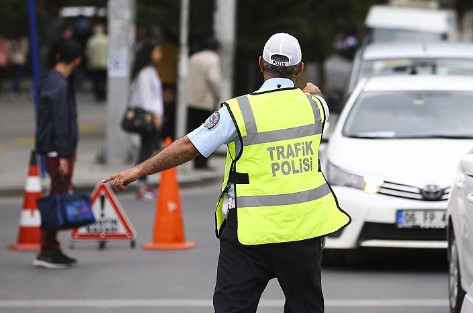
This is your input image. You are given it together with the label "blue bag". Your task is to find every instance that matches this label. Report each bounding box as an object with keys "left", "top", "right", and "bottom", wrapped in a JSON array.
[{"left": 38, "top": 192, "right": 96, "bottom": 231}]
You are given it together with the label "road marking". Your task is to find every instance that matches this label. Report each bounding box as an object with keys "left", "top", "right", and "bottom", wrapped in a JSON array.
[
  {"left": 13, "top": 137, "right": 34, "bottom": 145},
  {"left": 0, "top": 124, "right": 100, "bottom": 150},
  {"left": 0, "top": 299, "right": 448, "bottom": 308},
  {"left": 79, "top": 124, "right": 101, "bottom": 133}
]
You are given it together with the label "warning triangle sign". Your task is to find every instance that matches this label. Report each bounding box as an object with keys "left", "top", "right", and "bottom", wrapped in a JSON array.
[{"left": 71, "top": 183, "right": 136, "bottom": 241}]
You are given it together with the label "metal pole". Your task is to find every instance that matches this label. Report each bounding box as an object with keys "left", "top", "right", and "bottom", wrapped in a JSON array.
[
  {"left": 175, "top": 0, "right": 190, "bottom": 139},
  {"left": 105, "top": 0, "right": 135, "bottom": 163},
  {"left": 27, "top": 0, "right": 41, "bottom": 109},
  {"left": 27, "top": 0, "right": 46, "bottom": 176},
  {"left": 214, "top": 0, "right": 236, "bottom": 101}
]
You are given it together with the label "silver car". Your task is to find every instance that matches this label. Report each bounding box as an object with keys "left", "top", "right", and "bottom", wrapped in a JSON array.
[
  {"left": 347, "top": 43, "right": 473, "bottom": 93},
  {"left": 448, "top": 150, "right": 473, "bottom": 313},
  {"left": 364, "top": 5, "right": 457, "bottom": 44}
]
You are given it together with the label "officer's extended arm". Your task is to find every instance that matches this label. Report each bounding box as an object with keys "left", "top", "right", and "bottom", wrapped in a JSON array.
[{"left": 103, "top": 136, "right": 200, "bottom": 191}]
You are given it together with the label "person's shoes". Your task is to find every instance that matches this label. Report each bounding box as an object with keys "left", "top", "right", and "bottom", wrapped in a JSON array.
[
  {"left": 136, "top": 189, "right": 155, "bottom": 201},
  {"left": 33, "top": 251, "right": 76, "bottom": 269},
  {"left": 57, "top": 251, "right": 77, "bottom": 265}
]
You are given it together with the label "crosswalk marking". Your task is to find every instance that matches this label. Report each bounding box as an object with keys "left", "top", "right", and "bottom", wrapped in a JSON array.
[{"left": 0, "top": 298, "right": 448, "bottom": 308}]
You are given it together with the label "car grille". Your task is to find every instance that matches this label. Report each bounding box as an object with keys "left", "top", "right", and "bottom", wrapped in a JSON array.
[
  {"left": 359, "top": 222, "right": 446, "bottom": 242},
  {"left": 378, "top": 181, "right": 450, "bottom": 201}
]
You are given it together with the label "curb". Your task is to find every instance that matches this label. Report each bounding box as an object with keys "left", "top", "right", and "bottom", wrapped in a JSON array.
[{"left": 0, "top": 172, "right": 222, "bottom": 197}]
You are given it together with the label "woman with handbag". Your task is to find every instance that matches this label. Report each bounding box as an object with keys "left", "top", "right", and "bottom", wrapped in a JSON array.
[{"left": 128, "top": 40, "right": 164, "bottom": 200}]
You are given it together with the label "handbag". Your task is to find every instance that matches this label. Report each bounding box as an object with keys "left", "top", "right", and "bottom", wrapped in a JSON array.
[
  {"left": 38, "top": 192, "right": 96, "bottom": 231},
  {"left": 121, "top": 107, "right": 155, "bottom": 134}
]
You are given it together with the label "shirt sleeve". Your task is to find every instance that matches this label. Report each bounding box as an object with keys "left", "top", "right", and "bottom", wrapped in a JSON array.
[
  {"left": 315, "top": 95, "right": 330, "bottom": 121},
  {"left": 187, "top": 106, "right": 237, "bottom": 158}
]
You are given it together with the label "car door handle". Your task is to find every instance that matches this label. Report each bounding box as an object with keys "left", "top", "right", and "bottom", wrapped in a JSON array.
[{"left": 468, "top": 193, "right": 473, "bottom": 203}]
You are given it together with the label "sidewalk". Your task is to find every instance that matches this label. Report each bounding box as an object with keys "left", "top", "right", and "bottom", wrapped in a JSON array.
[{"left": 0, "top": 90, "right": 224, "bottom": 196}]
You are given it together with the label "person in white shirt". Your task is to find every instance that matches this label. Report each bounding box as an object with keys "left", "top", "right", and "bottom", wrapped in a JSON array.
[
  {"left": 10, "top": 33, "right": 28, "bottom": 95},
  {"left": 85, "top": 23, "right": 108, "bottom": 101},
  {"left": 186, "top": 37, "right": 221, "bottom": 169},
  {"left": 129, "top": 41, "right": 164, "bottom": 200}
]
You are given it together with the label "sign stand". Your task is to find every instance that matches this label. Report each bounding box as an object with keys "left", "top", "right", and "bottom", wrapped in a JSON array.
[{"left": 70, "top": 183, "right": 137, "bottom": 250}]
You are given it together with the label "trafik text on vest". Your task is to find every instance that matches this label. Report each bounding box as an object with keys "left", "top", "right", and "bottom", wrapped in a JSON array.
[{"left": 267, "top": 141, "right": 314, "bottom": 176}]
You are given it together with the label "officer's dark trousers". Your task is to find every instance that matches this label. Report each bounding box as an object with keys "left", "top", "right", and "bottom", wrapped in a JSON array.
[{"left": 213, "top": 208, "right": 324, "bottom": 313}]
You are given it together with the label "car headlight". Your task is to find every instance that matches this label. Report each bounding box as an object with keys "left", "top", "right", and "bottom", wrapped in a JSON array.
[{"left": 326, "top": 162, "right": 383, "bottom": 194}]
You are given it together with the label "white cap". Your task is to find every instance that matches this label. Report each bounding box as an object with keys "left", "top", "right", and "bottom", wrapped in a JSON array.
[{"left": 262, "top": 33, "right": 302, "bottom": 67}]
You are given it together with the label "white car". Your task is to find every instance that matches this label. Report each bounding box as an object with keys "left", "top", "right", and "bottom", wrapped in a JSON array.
[
  {"left": 347, "top": 42, "right": 473, "bottom": 93},
  {"left": 447, "top": 151, "right": 473, "bottom": 313},
  {"left": 323, "top": 75, "right": 473, "bottom": 251},
  {"left": 365, "top": 5, "right": 456, "bottom": 44}
]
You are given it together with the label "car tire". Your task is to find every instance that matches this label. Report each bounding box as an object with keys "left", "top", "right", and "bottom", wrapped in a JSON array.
[{"left": 448, "top": 231, "right": 466, "bottom": 313}]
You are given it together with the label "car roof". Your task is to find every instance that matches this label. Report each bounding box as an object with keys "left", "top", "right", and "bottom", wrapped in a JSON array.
[
  {"left": 361, "top": 75, "right": 473, "bottom": 92},
  {"left": 365, "top": 5, "right": 450, "bottom": 33},
  {"left": 362, "top": 43, "right": 473, "bottom": 60}
]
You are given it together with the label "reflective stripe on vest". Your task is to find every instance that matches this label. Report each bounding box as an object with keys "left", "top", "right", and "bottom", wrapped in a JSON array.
[
  {"left": 237, "top": 94, "right": 324, "bottom": 146},
  {"left": 238, "top": 183, "right": 331, "bottom": 208},
  {"left": 215, "top": 89, "right": 351, "bottom": 245}
]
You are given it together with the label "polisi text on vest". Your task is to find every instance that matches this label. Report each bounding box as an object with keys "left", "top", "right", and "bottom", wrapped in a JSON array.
[{"left": 266, "top": 141, "right": 314, "bottom": 176}]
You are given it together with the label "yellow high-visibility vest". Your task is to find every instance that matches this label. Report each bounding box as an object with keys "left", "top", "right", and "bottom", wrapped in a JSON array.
[{"left": 215, "top": 88, "right": 351, "bottom": 245}]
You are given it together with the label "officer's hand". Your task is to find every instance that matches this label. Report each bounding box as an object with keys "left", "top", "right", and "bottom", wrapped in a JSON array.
[
  {"left": 102, "top": 167, "right": 141, "bottom": 192},
  {"left": 303, "top": 82, "right": 322, "bottom": 97}
]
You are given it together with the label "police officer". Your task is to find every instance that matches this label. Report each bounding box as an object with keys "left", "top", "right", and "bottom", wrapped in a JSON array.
[{"left": 104, "top": 33, "right": 351, "bottom": 313}]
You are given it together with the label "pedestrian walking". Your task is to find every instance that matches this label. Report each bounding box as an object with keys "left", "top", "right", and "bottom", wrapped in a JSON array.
[
  {"left": 0, "top": 35, "right": 11, "bottom": 95},
  {"left": 47, "top": 24, "right": 74, "bottom": 70},
  {"left": 34, "top": 39, "right": 82, "bottom": 269},
  {"left": 186, "top": 37, "right": 221, "bottom": 170},
  {"left": 129, "top": 40, "right": 164, "bottom": 200},
  {"left": 335, "top": 28, "right": 359, "bottom": 60},
  {"left": 104, "top": 33, "right": 351, "bottom": 312},
  {"left": 85, "top": 23, "right": 108, "bottom": 101},
  {"left": 10, "top": 33, "right": 29, "bottom": 95}
]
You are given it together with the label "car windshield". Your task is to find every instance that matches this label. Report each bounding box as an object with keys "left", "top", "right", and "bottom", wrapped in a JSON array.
[
  {"left": 371, "top": 28, "right": 444, "bottom": 43},
  {"left": 359, "top": 59, "right": 473, "bottom": 79},
  {"left": 343, "top": 91, "right": 473, "bottom": 139}
]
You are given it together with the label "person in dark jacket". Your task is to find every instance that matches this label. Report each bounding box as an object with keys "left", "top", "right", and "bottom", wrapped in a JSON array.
[{"left": 34, "top": 39, "right": 82, "bottom": 269}]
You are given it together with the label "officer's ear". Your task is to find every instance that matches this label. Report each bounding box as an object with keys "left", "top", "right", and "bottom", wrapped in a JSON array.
[
  {"left": 295, "top": 62, "right": 305, "bottom": 79},
  {"left": 258, "top": 56, "right": 265, "bottom": 73}
]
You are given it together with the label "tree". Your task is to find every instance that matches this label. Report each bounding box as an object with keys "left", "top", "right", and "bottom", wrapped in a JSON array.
[
  {"left": 234, "top": 0, "right": 386, "bottom": 94},
  {"left": 0, "top": 1, "right": 28, "bottom": 36},
  {"left": 137, "top": 0, "right": 214, "bottom": 50}
]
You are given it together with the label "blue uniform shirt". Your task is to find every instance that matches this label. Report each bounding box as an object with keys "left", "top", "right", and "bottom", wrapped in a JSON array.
[{"left": 187, "top": 78, "right": 330, "bottom": 199}]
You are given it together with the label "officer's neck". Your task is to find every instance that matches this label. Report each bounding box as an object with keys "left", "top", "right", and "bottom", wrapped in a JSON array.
[{"left": 263, "top": 73, "right": 296, "bottom": 83}]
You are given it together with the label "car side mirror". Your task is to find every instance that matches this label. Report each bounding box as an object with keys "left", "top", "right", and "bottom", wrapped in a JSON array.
[{"left": 461, "top": 154, "right": 473, "bottom": 176}]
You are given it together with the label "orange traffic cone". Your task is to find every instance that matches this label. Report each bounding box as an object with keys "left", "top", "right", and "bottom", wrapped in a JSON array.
[
  {"left": 9, "top": 150, "right": 42, "bottom": 251},
  {"left": 143, "top": 137, "right": 196, "bottom": 250}
]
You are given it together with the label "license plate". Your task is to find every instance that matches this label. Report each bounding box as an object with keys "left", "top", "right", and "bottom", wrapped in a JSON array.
[{"left": 396, "top": 210, "right": 447, "bottom": 229}]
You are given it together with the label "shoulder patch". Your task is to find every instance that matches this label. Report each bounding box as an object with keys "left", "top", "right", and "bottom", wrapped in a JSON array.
[{"left": 204, "top": 111, "right": 220, "bottom": 129}]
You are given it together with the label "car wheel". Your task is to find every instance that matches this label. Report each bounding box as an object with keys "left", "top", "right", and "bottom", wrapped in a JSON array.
[{"left": 448, "top": 232, "right": 465, "bottom": 313}]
